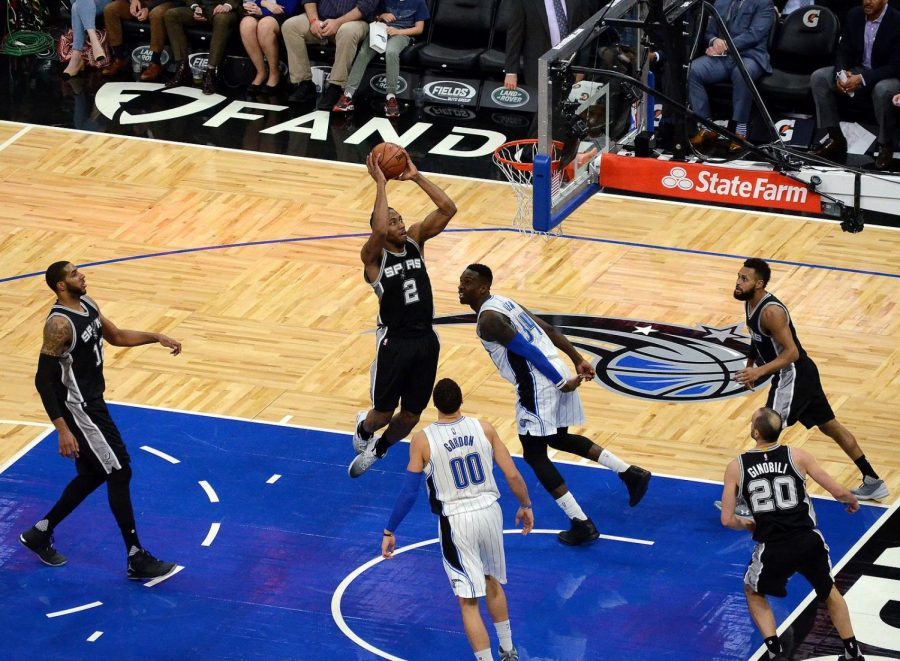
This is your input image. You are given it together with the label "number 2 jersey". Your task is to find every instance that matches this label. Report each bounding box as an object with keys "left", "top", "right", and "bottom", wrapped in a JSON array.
[
  {"left": 368, "top": 238, "right": 434, "bottom": 338},
  {"left": 46, "top": 295, "right": 106, "bottom": 404},
  {"left": 423, "top": 416, "right": 500, "bottom": 517},
  {"left": 739, "top": 444, "right": 817, "bottom": 543}
]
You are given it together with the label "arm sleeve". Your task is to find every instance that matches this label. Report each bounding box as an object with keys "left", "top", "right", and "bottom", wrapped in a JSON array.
[
  {"left": 386, "top": 470, "right": 423, "bottom": 532},
  {"left": 507, "top": 332, "right": 566, "bottom": 388},
  {"left": 34, "top": 353, "right": 64, "bottom": 421}
]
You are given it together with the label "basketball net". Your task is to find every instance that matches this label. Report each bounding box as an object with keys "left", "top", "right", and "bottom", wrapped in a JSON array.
[{"left": 493, "top": 140, "right": 564, "bottom": 235}]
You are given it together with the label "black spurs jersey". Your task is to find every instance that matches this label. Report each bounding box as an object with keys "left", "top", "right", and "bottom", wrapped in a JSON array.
[
  {"left": 368, "top": 238, "right": 434, "bottom": 338},
  {"left": 47, "top": 296, "right": 106, "bottom": 403},
  {"left": 745, "top": 293, "right": 808, "bottom": 367},
  {"left": 739, "top": 444, "right": 817, "bottom": 543}
]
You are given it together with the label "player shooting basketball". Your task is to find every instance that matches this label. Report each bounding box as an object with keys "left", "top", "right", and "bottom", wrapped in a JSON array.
[{"left": 348, "top": 146, "right": 457, "bottom": 478}]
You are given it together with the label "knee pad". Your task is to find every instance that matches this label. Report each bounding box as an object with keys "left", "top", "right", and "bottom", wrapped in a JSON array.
[
  {"left": 520, "top": 434, "right": 565, "bottom": 493},
  {"left": 547, "top": 432, "right": 594, "bottom": 457}
]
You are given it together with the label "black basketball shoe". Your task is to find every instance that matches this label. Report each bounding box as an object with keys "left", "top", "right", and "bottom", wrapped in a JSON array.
[
  {"left": 127, "top": 549, "right": 176, "bottom": 580},
  {"left": 619, "top": 465, "right": 651, "bottom": 507},
  {"left": 19, "top": 526, "right": 67, "bottom": 566},
  {"left": 558, "top": 517, "right": 600, "bottom": 546}
]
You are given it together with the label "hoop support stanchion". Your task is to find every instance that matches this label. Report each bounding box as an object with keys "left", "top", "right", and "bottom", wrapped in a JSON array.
[{"left": 533, "top": 153, "right": 553, "bottom": 232}]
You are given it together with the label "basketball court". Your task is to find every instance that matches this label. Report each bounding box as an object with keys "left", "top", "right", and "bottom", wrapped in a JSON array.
[{"left": 0, "top": 113, "right": 898, "bottom": 660}]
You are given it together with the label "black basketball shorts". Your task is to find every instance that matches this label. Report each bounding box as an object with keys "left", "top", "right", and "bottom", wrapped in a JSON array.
[
  {"left": 61, "top": 398, "right": 131, "bottom": 477},
  {"left": 767, "top": 356, "right": 835, "bottom": 429},
  {"left": 744, "top": 529, "right": 834, "bottom": 600},
  {"left": 370, "top": 329, "right": 440, "bottom": 415}
]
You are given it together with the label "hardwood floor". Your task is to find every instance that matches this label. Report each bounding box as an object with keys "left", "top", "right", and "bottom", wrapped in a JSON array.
[{"left": 2, "top": 120, "right": 897, "bottom": 500}]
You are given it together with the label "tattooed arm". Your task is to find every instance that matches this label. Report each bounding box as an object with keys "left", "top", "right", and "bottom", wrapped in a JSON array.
[{"left": 35, "top": 316, "right": 80, "bottom": 459}]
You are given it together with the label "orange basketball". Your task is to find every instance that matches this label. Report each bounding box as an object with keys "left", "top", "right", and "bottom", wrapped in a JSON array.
[{"left": 371, "top": 142, "right": 408, "bottom": 180}]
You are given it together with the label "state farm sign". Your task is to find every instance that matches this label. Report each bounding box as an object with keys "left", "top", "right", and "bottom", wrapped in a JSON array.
[{"left": 599, "top": 154, "right": 822, "bottom": 213}]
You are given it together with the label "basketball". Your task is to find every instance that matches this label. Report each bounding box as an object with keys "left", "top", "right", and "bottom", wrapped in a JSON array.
[{"left": 371, "top": 143, "right": 407, "bottom": 179}]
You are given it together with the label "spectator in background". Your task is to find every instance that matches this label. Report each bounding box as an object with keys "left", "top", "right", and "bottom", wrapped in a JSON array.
[
  {"left": 165, "top": 0, "right": 241, "bottom": 95},
  {"left": 102, "top": 0, "right": 175, "bottom": 81},
  {"left": 282, "top": 0, "right": 379, "bottom": 110},
  {"left": 332, "top": 0, "right": 429, "bottom": 118},
  {"left": 503, "top": 0, "right": 592, "bottom": 90},
  {"left": 810, "top": 0, "right": 900, "bottom": 169},
  {"left": 62, "top": 0, "right": 112, "bottom": 79},
  {"left": 239, "top": 0, "right": 301, "bottom": 93},
  {"left": 688, "top": 0, "right": 775, "bottom": 153}
]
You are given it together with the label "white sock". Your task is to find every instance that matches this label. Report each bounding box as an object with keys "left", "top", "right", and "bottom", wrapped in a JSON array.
[
  {"left": 494, "top": 619, "right": 513, "bottom": 653},
  {"left": 598, "top": 449, "right": 629, "bottom": 473},
  {"left": 555, "top": 491, "right": 587, "bottom": 520},
  {"left": 344, "top": 89, "right": 354, "bottom": 99},
  {"left": 474, "top": 649, "right": 493, "bottom": 661},
  {"left": 128, "top": 545, "right": 141, "bottom": 557},
  {"left": 35, "top": 519, "right": 49, "bottom": 532}
]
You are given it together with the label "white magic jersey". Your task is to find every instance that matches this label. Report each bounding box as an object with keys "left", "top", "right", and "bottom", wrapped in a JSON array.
[
  {"left": 424, "top": 416, "right": 500, "bottom": 517},
  {"left": 477, "top": 294, "right": 570, "bottom": 387},
  {"left": 476, "top": 295, "right": 584, "bottom": 436}
]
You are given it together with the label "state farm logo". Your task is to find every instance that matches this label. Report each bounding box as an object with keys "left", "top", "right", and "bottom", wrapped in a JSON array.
[
  {"left": 131, "top": 45, "right": 170, "bottom": 67},
  {"left": 369, "top": 73, "right": 408, "bottom": 95},
  {"left": 802, "top": 8, "right": 820, "bottom": 27},
  {"left": 489, "top": 86, "right": 529, "bottom": 108},
  {"left": 424, "top": 80, "right": 477, "bottom": 103},
  {"left": 662, "top": 166, "right": 693, "bottom": 191},
  {"left": 662, "top": 166, "right": 809, "bottom": 203}
]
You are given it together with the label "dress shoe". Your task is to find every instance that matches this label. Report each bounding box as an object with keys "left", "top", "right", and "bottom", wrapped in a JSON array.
[
  {"left": 728, "top": 133, "right": 748, "bottom": 155},
  {"left": 811, "top": 136, "right": 847, "bottom": 162},
  {"left": 874, "top": 144, "right": 894, "bottom": 170},
  {"left": 165, "top": 60, "right": 192, "bottom": 89},
  {"left": 102, "top": 57, "right": 130, "bottom": 77},
  {"left": 287, "top": 80, "right": 316, "bottom": 104},
  {"left": 317, "top": 83, "right": 342, "bottom": 111},
  {"left": 61, "top": 57, "right": 85, "bottom": 80},
  {"left": 140, "top": 62, "right": 163, "bottom": 82},
  {"left": 690, "top": 127, "right": 718, "bottom": 150},
  {"left": 202, "top": 67, "right": 218, "bottom": 95}
]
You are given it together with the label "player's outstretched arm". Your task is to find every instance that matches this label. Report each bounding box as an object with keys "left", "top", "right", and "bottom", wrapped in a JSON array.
[
  {"left": 481, "top": 420, "right": 533, "bottom": 534},
  {"left": 35, "top": 316, "right": 79, "bottom": 458},
  {"left": 382, "top": 432, "right": 428, "bottom": 558},
  {"left": 794, "top": 447, "right": 860, "bottom": 513},
  {"left": 362, "top": 150, "right": 390, "bottom": 271},
  {"left": 720, "top": 460, "right": 755, "bottom": 531},
  {"left": 403, "top": 150, "right": 457, "bottom": 245},
  {"left": 99, "top": 313, "right": 181, "bottom": 355}
]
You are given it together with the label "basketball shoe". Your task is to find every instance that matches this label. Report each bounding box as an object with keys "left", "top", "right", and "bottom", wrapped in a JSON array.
[
  {"left": 558, "top": 517, "right": 600, "bottom": 546},
  {"left": 19, "top": 527, "right": 67, "bottom": 566},
  {"left": 851, "top": 477, "right": 889, "bottom": 501},
  {"left": 349, "top": 439, "right": 382, "bottom": 478},
  {"left": 498, "top": 645, "right": 519, "bottom": 661},
  {"left": 619, "top": 465, "right": 651, "bottom": 506},
  {"left": 352, "top": 410, "right": 371, "bottom": 454},
  {"left": 127, "top": 549, "right": 176, "bottom": 580}
]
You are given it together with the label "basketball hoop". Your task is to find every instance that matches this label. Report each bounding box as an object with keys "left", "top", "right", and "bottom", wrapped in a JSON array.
[{"left": 493, "top": 139, "right": 565, "bottom": 233}]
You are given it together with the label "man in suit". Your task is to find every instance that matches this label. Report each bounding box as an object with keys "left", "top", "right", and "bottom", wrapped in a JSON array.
[
  {"left": 810, "top": 0, "right": 900, "bottom": 169},
  {"left": 688, "top": 0, "right": 775, "bottom": 152},
  {"left": 502, "top": 0, "right": 592, "bottom": 89}
]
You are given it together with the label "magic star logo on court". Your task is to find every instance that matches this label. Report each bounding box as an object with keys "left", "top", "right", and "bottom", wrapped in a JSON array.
[{"left": 435, "top": 313, "right": 765, "bottom": 402}]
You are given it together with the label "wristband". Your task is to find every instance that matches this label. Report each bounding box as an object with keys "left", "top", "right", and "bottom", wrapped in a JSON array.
[
  {"left": 519, "top": 504, "right": 532, "bottom": 509},
  {"left": 383, "top": 531, "right": 393, "bottom": 537}
]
